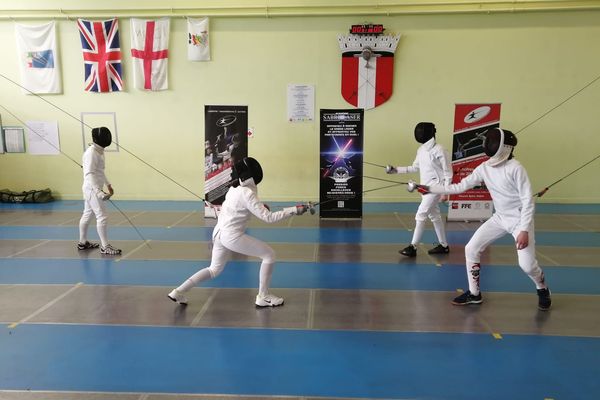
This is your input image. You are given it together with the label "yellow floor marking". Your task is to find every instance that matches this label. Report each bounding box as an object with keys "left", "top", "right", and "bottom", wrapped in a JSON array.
[{"left": 492, "top": 333, "right": 503, "bottom": 339}]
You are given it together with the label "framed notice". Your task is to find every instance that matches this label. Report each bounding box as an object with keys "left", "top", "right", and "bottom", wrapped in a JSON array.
[
  {"left": 25, "top": 120, "right": 60, "bottom": 155},
  {"left": 3, "top": 127, "right": 26, "bottom": 153},
  {"left": 287, "top": 84, "right": 315, "bottom": 122}
]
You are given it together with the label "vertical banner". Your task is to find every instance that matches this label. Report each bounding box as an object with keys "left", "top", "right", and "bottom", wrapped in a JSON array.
[
  {"left": 204, "top": 105, "right": 248, "bottom": 206},
  {"left": 14, "top": 21, "right": 62, "bottom": 94},
  {"left": 448, "top": 103, "right": 501, "bottom": 221},
  {"left": 319, "top": 109, "right": 364, "bottom": 219}
]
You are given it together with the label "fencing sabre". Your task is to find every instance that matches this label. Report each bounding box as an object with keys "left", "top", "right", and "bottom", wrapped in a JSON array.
[
  {"left": 307, "top": 181, "right": 408, "bottom": 213},
  {"left": 0, "top": 102, "right": 152, "bottom": 248},
  {"left": 535, "top": 153, "right": 600, "bottom": 197}
]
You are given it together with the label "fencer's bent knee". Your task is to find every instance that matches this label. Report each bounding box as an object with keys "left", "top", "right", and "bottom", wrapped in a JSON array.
[
  {"left": 207, "top": 264, "right": 225, "bottom": 278},
  {"left": 465, "top": 241, "right": 481, "bottom": 263},
  {"left": 263, "top": 247, "right": 276, "bottom": 264}
]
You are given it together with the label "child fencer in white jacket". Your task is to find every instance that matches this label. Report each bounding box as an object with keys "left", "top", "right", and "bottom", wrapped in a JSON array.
[
  {"left": 386, "top": 122, "right": 453, "bottom": 257},
  {"left": 413, "top": 128, "right": 551, "bottom": 311},
  {"left": 168, "top": 157, "right": 309, "bottom": 307}
]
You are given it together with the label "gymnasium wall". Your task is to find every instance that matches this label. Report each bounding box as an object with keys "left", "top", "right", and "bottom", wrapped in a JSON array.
[{"left": 1, "top": 1, "right": 599, "bottom": 202}]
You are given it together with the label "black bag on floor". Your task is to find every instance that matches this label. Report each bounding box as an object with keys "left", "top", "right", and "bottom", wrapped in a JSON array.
[{"left": 0, "top": 188, "right": 54, "bottom": 203}]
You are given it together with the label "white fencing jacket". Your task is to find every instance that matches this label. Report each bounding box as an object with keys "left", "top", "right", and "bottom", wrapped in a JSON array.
[
  {"left": 82, "top": 144, "right": 110, "bottom": 191},
  {"left": 393, "top": 138, "right": 452, "bottom": 186},
  {"left": 429, "top": 159, "right": 535, "bottom": 233},
  {"left": 214, "top": 181, "right": 297, "bottom": 241}
]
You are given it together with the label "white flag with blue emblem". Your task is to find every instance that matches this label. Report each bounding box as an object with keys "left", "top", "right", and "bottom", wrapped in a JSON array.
[{"left": 14, "top": 21, "right": 62, "bottom": 94}]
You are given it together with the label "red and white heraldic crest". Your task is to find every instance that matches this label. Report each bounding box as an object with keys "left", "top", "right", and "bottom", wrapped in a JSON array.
[{"left": 338, "top": 33, "right": 400, "bottom": 110}]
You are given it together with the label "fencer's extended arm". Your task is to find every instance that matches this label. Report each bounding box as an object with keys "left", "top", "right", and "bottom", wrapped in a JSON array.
[
  {"left": 428, "top": 168, "right": 482, "bottom": 195},
  {"left": 244, "top": 189, "right": 298, "bottom": 223},
  {"left": 514, "top": 165, "right": 535, "bottom": 232},
  {"left": 386, "top": 157, "right": 419, "bottom": 174}
]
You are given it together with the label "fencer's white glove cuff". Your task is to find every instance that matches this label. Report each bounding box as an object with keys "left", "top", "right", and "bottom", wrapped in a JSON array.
[
  {"left": 385, "top": 165, "right": 397, "bottom": 174},
  {"left": 283, "top": 206, "right": 298, "bottom": 216},
  {"left": 295, "top": 204, "right": 308, "bottom": 215}
]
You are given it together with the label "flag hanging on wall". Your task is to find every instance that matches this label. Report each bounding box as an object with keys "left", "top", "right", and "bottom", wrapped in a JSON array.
[
  {"left": 187, "top": 17, "right": 210, "bottom": 61},
  {"left": 130, "top": 18, "right": 170, "bottom": 91},
  {"left": 14, "top": 21, "right": 62, "bottom": 94},
  {"left": 77, "top": 18, "right": 123, "bottom": 93}
]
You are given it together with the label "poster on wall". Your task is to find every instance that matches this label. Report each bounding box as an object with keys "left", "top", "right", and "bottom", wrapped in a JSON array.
[
  {"left": 448, "top": 103, "right": 501, "bottom": 221},
  {"left": 204, "top": 105, "right": 248, "bottom": 207},
  {"left": 319, "top": 109, "right": 364, "bottom": 219}
]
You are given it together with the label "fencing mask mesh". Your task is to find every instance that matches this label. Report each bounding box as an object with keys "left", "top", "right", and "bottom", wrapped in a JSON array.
[
  {"left": 414, "top": 122, "right": 436, "bottom": 144},
  {"left": 92, "top": 127, "right": 112, "bottom": 148}
]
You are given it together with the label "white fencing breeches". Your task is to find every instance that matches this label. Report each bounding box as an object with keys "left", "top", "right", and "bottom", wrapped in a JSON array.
[
  {"left": 464, "top": 213, "right": 547, "bottom": 294},
  {"left": 79, "top": 187, "right": 109, "bottom": 247},
  {"left": 412, "top": 193, "right": 448, "bottom": 246},
  {"left": 177, "top": 231, "right": 277, "bottom": 295}
]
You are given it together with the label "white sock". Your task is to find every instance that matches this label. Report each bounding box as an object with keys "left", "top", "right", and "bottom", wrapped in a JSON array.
[
  {"left": 467, "top": 263, "right": 481, "bottom": 295},
  {"left": 97, "top": 223, "right": 109, "bottom": 248},
  {"left": 258, "top": 262, "right": 275, "bottom": 296},
  {"left": 79, "top": 218, "right": 90, "bottom": 243},
  {"left": 432, "top": 219, "right": 448, "bottom": 247},
  {"left": 177, "top": 268, "right": 212, "bottom": 292},
  {"left": 411, "top": 220, "right": 426, "bottom": 246}
]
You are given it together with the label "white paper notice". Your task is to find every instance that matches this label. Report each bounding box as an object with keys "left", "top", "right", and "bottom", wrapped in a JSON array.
[
  {"left": 26, "top": 120, "right": 60, "bottom": 155},
  {"left": 287, "top": 84, "right": 315, "bottom": 122}
]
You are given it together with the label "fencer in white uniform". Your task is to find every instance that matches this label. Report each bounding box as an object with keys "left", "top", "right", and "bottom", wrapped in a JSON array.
[
  {"left": 168, "top": 157, "right": 309, "bottom": 307},
  {"left": 77, "top": 127, "right": 121, "bottom": 255},
  {"left": 386, "top": 122, "right": 453, "bottom": 257},
  {"left": 416, "top": 128, "right": 551, "bottom": 310}
]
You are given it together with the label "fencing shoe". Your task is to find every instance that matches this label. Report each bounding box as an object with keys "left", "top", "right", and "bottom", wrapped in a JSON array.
[
  {"left": 537, "top": 288, "right": 552, "bottom": 311},
  {"left": 452, "top": 290, "right": 483, "bottom": 306},
  {"left": 77, "top": 241, "right": 100, "bottom": 250},
  {"left": 100, "top": 244, "right": 122, "bottom": 255},
  {"left": 428, "top": 244, "right": 450, "bottom": 254},
  {"left": 399, "top": 244, "right": 417, "bottom": 257},
  {"left": 255, "top": 293, "right": 284, "bottom": 307},
  {"left": 168, "top": 289, "right": 188, "bottom": 306}
]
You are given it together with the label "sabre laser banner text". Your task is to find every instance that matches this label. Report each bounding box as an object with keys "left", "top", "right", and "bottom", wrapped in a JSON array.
[
  {"left": 204, "top": 105, "right": 248, "bottom": 205},
  {"left": 319, "top": 109, "right": 364, "bottom": 218}
]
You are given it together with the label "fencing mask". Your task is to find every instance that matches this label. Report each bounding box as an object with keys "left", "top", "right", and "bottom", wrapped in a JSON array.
[
  {"left": 483, "top": 128, "right": 517, "bottom": 166},
  {"left": 414, "top": 122, "right": 436, "bottom": 144},
  {"left": 231, "top": 157, "right": 263, "bottom": 187},
  {"left": 92, "top": 127, "right": 112, "bottom": 148}
]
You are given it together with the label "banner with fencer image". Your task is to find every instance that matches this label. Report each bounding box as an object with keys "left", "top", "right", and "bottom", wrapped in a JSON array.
[
  {"left": 448, "top": 103, "right": 501, "bottom": 221},
  {"left": 319, "top": 109, "right": 364, "bottom": 219},
  {"left": 204, "top": 105, "right": 248, "bottom": 206}
]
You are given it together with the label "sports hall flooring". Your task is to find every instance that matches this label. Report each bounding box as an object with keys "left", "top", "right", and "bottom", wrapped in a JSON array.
[{"left": 0, "top": 201, "right": 599, "bottom": 400}]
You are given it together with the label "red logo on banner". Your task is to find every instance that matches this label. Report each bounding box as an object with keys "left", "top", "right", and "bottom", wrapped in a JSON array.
[{"left": 338, "top": 30, "right": 400, "bottom": 110}]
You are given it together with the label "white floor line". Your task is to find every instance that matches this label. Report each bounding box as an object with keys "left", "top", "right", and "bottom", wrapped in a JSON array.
[
  {"left": 537, "top": 250, "right": 561, "bottom": 266},
  {"left": 306, "top": 289, "right": 316, "bottom": 329},
  {"left": 8, "top": 282, "right": 83, "bottom": 328},
  {"left": 167, "top": 211, "right": 198, "bottom": 228},
  {"left": 555, "top": 214, "right": 591, "bottom": 232},
  {"left": 118, "top": 240, "right": 152, "bottom": 261},
  {"left": 393, "top": 211, "right": 411, "bottom": 230},
  {"left": 312, "top": 243, "right": 318, "bottom": 262},
  {"left": 138, "top": 394, "right": 150, "bottom": 400},
  {"left": 7, "top": 240, "right": 50, "bottom": 258},
  {"left": 115, "top": 211, "right": 147, "bottom": 226},
  {"left": 58, "top": 216, "right": 81, "bottom": 226},
  {"left": 191, "top": 289, "right": 219, "bottom": 326}
]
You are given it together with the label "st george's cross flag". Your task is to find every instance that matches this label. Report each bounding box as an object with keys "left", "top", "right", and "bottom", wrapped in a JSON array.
[
  {"left": 187, "top": 17, "right": 210, "bottom": 61},
  {"left": 130, "top": 18, "right": 170, "bottom": 91},
  {"left": 77, "top": 18, "right": 123, "bottom": 93},
  {"left": 14, "top": 21, "right": 62, "bottom": 94}
]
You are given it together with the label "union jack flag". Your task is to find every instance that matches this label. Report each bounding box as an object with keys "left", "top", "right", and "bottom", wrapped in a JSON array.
[{"left": 77, "top": 18, "right": 123, "bottom": 92}]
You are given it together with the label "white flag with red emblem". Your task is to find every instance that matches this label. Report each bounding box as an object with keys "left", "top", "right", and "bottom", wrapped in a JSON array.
[
  {"left": 14, "top": 21, "right": 62, "bottom": 94},
  {"left": 187, "top": 17, "right": 210, "bottom": 61},
  {"left": 130, "top": 18, "right": 170, "bottom": 91}
]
